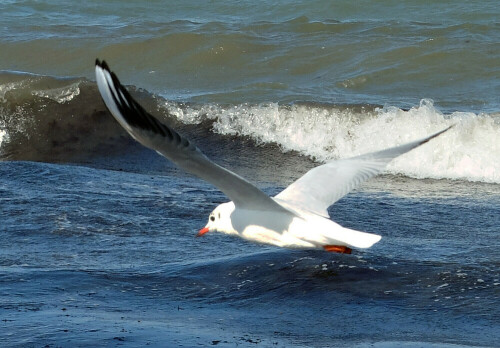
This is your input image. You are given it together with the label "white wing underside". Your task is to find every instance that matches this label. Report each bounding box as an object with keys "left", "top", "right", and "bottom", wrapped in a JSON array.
[
  {"left": 275, "top": 127, "right": 450, "bottom": 217},
  {"left": 95, "top": 60, "right": 291, "bottom": 214},
  {"left": 95, "top": 59, "right": 450, "bottom": 219}
]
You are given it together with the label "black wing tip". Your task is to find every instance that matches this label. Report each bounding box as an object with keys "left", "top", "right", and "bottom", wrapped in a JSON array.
[
  {"left": 419, "top": 125, "right": 454, "bottom": 146},
  {"left": 94, "top": 58, "right": 195, "bottom": 148},
  {"left": 94, "top": 58, "right": 176, "bottom": 141},
  {"left": 95, "top": 58, "right": 125, "bottom": 94},
  {"left": 438, "top": 124, "right": 454, "bottom": 135},
  {"left": 95, "top": 58, "right": 110, "bottom": 72}
]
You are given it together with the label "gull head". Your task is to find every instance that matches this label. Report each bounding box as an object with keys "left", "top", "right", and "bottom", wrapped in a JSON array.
[{"left": 197, "top": 202, "right": 236, "bottom": 237}]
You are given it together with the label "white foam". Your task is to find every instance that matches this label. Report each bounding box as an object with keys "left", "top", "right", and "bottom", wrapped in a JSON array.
[
  {"left": 0, "top": 80, "right": 25, "bottom": 102},
  {"left": 162, "top": 99, "right": 500, "bottom": 183},
  {"left": 0, "top": 128, "right": 5, "bottom": 149},
  {"left": 31, "top": 82, "right": 81, "bottom": 103}
]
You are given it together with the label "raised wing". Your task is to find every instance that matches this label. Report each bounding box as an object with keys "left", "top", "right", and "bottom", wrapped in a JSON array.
[
  {"left": 275, "top": 127, "right": 452, "bottom": 217},
  {"left": 95, "top": 59, "right": 291, "bottom": 214}
]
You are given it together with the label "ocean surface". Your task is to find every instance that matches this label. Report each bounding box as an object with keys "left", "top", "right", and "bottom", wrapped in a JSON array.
[{"left": 1, "top": 1, "right": 499, "bottom": 347}]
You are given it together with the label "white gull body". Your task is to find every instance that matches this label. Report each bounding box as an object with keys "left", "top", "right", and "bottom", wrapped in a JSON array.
[{"left": 95, "top": 59, "right": 450, "bottom": 254}]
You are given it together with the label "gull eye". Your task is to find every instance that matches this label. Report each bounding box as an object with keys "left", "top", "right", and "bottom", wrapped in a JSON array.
[{"left": 210, "top": 215, "right": 215, "bottom": 222}]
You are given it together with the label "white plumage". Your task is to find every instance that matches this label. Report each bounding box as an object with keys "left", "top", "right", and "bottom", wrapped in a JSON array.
[{"left": 95, "top": 59, "right": 451, "bottom": 254}]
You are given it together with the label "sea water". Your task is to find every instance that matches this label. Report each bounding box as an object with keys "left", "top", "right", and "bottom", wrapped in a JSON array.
[{"left": 1, "top": 1, "right": 499, "bottom": 347}]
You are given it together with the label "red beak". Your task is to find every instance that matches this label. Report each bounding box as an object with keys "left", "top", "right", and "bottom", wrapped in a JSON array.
[{"left": 197, "top": 227, "right": 209, "bottom": 237}]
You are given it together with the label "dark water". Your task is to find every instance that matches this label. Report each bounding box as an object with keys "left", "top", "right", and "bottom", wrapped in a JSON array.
[
  {"left": 1, "top": 157, "right": 500, "bottom": 347},
  {"left": 1, "top": 0, "right": 500, "bottom": 347}
]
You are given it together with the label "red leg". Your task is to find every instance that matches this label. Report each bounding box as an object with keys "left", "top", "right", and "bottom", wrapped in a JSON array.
[{"left": 323, "top": 245, "right": 352, "bottom": 254}]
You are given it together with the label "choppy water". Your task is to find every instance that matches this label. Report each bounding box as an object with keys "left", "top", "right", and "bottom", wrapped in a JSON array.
[{"left": 1, "top": 1, "right": 499, "bottom": 347}]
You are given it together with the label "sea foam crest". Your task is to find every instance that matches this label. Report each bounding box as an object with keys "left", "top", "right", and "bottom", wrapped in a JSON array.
[
  {"left": 31, "top": 82, "right": 81, "bottom": 103},
  {"left": 0, "top": 128, "right": 5, "bottom": 149},
  {"left": 164, "top": 99, "right": 500, "bottom": 184}
]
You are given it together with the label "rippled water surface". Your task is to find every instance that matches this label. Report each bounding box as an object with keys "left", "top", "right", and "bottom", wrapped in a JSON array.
[{"left": 1, "top": 1, "right": 499, "bottom": 346}]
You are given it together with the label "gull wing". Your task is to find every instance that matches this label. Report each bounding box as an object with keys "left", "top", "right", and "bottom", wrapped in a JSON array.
[
  {"left": 275, "top": 127, "right": 451, "bottom": 217},
  {"left": 95, "top": 59, "right": 291, "bottom": 214}
]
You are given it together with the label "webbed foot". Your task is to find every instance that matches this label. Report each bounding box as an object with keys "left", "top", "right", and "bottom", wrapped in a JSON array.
[{"left": 323, "top": 245, "right": 352, "bottom": 254}]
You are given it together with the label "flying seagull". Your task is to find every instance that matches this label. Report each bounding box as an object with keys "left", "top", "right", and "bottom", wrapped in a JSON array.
[{"left": 95, "top": 59, "right": 450, "bottom": 254}]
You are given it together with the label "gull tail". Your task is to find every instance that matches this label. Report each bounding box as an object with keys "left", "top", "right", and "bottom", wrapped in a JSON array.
[{"left": 325, "top": 227, "right": 382, "bottom": 249}]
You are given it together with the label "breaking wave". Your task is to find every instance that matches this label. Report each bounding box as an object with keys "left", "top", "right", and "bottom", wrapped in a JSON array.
[
  {"left": 1, "top": 71, "right": 499, "bottom": 183},
  {"left": 163, "top": 99, "right": 500, "bottom": 183}
]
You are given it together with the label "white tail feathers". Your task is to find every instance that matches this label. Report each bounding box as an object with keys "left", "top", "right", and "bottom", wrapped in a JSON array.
[{"left": 329, "top": 227, "right": 382, "bottom": 249}]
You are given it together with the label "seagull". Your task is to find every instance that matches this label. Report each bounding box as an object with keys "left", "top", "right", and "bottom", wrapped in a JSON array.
[{"left": 95, "top": 59, "right": 451, "bottom": 254}]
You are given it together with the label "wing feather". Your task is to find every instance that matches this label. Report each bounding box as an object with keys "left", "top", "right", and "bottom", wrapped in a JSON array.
[
  {"left": 95, "top": 59, "right": 291, "bottom": 214},
  {"left": 275, "top": 127, "right": 452, "bottom": 217}
]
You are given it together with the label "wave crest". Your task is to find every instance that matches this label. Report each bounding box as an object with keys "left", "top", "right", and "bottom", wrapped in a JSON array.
[
  {"left": 162, "top": 99, "right": 500, "bottom": 183},
  {"left": 0, "top": 72, "right": 128, "bottom": 162},
  {"left": 1, "top": 71, "right": 498, "bottom": 183}
]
